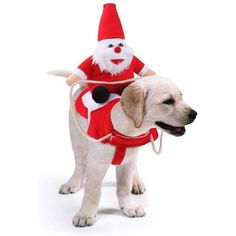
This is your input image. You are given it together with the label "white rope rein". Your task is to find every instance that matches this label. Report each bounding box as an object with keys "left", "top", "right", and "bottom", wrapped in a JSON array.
[
  {"left": 67, "top": 78, "right": 163, "bottom": 154},
  {"left": 150, "top": 131, "right": 163, "bottom": 155}
]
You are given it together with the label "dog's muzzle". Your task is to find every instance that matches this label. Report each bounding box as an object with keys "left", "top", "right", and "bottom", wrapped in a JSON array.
[
  {"left": 155, "top": 121, "right": 186, "bottom": 136},
  {"left": 155, "top": 109, "right": 197, "bottom": 137}
]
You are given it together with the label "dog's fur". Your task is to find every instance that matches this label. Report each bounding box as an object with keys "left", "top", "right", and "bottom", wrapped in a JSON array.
[{"left": 59, "top": 76, "right": 197, "bottom": 227}]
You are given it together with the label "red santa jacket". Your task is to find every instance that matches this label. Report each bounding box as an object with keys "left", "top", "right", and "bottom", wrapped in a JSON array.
[
  {"left": 75, "top": 88, "right": 158, "bottom": 165},
  {"left": 73, "top": 56, "right": 148, "bottom": 94}
]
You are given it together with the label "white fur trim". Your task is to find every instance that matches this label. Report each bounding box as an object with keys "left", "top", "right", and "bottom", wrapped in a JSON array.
[
  {"left": 138, "top": 65, "right": 149, "bottom": 76},
  {"left": 97, "top": 38, "right": 126, "bottom": 46},
  {"left": 73, "top": 68, "right": 87, "bottom": 79},
  {"left": 82, "top": 90, "right": 120, "bottom": 123}
]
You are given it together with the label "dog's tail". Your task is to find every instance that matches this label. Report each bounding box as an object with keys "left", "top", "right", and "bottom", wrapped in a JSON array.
[{"left": 47, "top": 70, "right": 72, "bottom": 78}]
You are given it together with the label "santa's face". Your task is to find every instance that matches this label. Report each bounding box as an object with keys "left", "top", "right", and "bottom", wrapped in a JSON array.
[{"left": 92, "top": 39, "right": 134, "bottom": 75}]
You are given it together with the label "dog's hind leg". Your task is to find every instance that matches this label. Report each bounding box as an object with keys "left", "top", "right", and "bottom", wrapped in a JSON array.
[
  {"left": 59, "top": 146, "right": 86, "bottom": 194},
  {"left": 59, "top": 112, "right": 87, "bottom": 194},
  {"left": 131, "top": 164, "right": 146, "bottom": 195}
]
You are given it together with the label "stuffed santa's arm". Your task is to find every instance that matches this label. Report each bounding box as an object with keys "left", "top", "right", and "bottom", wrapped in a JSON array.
[
  {"left": 66, "top": 74, "right": 80, "bottom": 86},
  {"left": 132, "top": 56, "right": 156, "bottom": 77},
  {"left": 66, "top": 56, "right": 110, "bottom": 103},
  {"left": 143, "top": 69, "right": 156, "bottom": 76},
  {"left": 66, "top": 56, "right": 92, "bottom": 86}
]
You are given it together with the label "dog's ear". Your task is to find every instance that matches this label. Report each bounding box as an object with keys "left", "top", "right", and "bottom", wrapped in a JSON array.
[{"left": 120, "top": 83, "right": 147, "bottom": 128}]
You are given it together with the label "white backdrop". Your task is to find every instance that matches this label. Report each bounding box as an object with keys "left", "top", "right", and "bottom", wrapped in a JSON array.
[{"left": 0, "top": 0, "right": 236, "bottom": 235}]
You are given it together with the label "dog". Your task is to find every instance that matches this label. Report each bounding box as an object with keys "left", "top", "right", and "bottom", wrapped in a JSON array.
[{"left": 58, "top": 75, "right": 197, "bottom": 227}]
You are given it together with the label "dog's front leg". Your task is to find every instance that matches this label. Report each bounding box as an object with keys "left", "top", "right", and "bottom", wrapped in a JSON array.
[
  {"left": 116, "top": 151, "right": 146, "bottom": 217},
  {"left": 72, "top": 145, "right": 112, "bottom": 227}
]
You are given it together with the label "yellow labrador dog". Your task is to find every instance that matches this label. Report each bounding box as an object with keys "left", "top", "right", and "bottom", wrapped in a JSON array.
[{"left": 59, "top": 76, "right": 197, "bottom": 227}]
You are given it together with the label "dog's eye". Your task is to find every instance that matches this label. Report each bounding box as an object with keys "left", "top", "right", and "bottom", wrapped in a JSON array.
[
  {"left": 119, "top": 43, "right": 124, "bottom": 47},
  {"left": 163, "top": 98, "right": 175, "bottom": 105},
  {"left": 108, "top": 44, "right": 114, "bottom": 48}
]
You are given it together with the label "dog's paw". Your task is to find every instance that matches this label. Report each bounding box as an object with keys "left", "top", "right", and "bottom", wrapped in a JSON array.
[
  {"left": 59, "top": 184, "right": 80, "bottom": 194},
  {"left": 72, "top": 214, "right": 96, "bottom": 227},
  {"left": 131, "top": 183, "right": 146, "bottom": 195},
  {"left": 121, "top": 206, "right": 146, "bottom": 217}
]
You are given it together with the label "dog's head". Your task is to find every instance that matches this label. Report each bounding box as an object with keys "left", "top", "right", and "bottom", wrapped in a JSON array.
[{"left": 120, "top": 76, "right": 197, "bottom": 136}]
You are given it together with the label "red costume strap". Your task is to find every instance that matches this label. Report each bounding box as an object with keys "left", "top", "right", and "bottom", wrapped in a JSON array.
[
  {"left": 111, "top": 147, "right": 126, "bottom": 165},
  {"left": 109, "top": 128, "right": 158, "bottom": 147},
  {"left": 107, "top": 128, "right": 158, "bottom": 165}
]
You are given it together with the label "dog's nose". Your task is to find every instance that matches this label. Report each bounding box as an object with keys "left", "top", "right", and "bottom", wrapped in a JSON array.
[
  {"left": 188, "top": 109, "right": 197, "bottom": 121},
  {"left": 114, "top": 46, "right": 121, "bottom": 53}
]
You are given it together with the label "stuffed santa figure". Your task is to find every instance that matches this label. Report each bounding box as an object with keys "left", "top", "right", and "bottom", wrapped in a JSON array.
[{"left": 67, "top": 3, "right": 155, "bottom": 103}]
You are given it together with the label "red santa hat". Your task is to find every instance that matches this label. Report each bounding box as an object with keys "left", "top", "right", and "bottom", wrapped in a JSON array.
[{"left": 97, "top": 3, "right": 125, "bottom": 41}]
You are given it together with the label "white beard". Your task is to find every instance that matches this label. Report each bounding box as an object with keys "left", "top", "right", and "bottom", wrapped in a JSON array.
[{"left": 92, "top": 39, "right": 134, "bottom": 76}]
